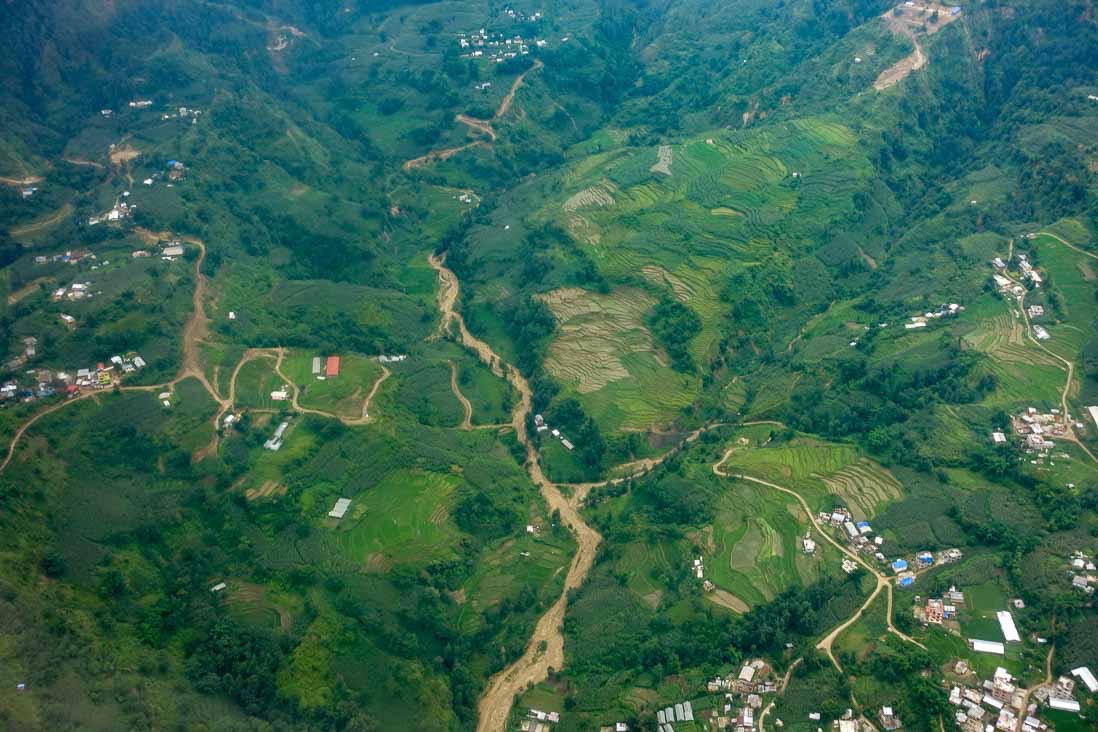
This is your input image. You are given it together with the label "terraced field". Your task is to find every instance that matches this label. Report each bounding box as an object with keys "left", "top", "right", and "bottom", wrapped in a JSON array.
[
  {"left": 525, "top": 120, "right": 874, "bottom": 434},
  {"left": 329, "top": 469, "right": 463, "bottom": 569},
  {"left": 962, "top": 285, "right": 1072, "bottom": 408},
  {"left": 817, "top": 458, "right": 902, "bottom": 521},
  {"left": 705, "top": 481, "right": 839, "bottom": 607},
  {"left": 538, "top": 286, "right": 697, "bottom": 430}
]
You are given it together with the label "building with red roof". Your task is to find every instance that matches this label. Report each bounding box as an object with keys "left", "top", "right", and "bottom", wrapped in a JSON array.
[{"left": 325, "top": 356, "right": 340, "bottom": 377}]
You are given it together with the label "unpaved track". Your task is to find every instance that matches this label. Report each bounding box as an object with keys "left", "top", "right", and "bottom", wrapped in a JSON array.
[
  {"left": 404, "top": 60, "right": 543, "bottom": 171},
  {"left": 0, "top": 175, "right": 43, "bottom": 187},
  {"left": 456, "top": 114, "right": 497, "bottom": 141},
  {"left": 1006, "top": 233, "right": 1098, "bottom": 466},
  {"left": 496, "top": 59, "right": 543, "bottom": 118},
  {"left": 712, "top": 454, "right": 925, "bottom": 649},
  {"left": 1, "top": 227, "right": 223, "bottom": 472},
  {"left": 449, "top": 360, "right": 474, "bottom": 429},
  {"left": 757, "top": 658, "right": 802, "bottom": 732},
  {"left": 133, "top": 228, "right": 225, "bottom": 407},
  {"left": 713, "top": 458, "right": 927, "bottom": 732},
  {"left": 429, "top": 253, "right": 602, "bottom": 732},
  {"left": 403, "top": 141, "right": 488, "bottom": 171},
  {"left": 11, "top": 204, "right": 73, "bottom": 238}
]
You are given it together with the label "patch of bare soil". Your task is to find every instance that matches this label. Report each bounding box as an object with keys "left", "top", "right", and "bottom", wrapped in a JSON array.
[
  {"left": 706, "top": 589, "right": 750, "bottom": 613},
  {"left": 875, "top": 3, "right": 961, "bottom": 90}
]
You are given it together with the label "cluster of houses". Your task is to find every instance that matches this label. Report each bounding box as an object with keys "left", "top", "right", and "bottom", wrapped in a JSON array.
[
  {"left": 378, "top": 354, "right": 407, "bottom": 364},
  {"left": 1028, "top": 671, "right": 1091, "bottom": 715},
  {"left": 1, "top": 352, "right": 146, "bottom": 403},
  {"left": 991, "top": 252, "right": 1043, "bottom": 303},
  {"left": 903, "top": 303, "right": 965, "bottom": 330},
  {"left": 1016, "top": 254, "right": 1043, "bottom": 287},
  {"left": 51, "top": 281, "right": 97, "bottom": 302},
  {"left": 1007, "top": 407, "right": 1072, "bottom": 458},
  {"left": 533, "top": 414, "right": 574, "bottom": 451},
  {"left": 914, "top": 585, "right": 965, "bottom": 626},
  {"left": 87, "top": 199, "right": 135, "bottom": 226},
  {"left": 948, "top": 665, "right": 1037, "bottom": 732},
  {"left": 33, "top": 249, "right": 92, "bottom": 267},
  {"left": 697, "top": 660, "right": 778, "bottom": 730},
  {"left": 142, "top": 161, "right": 187, "bottom": 187},
  {"left": 817, "top": 507, "right": 893, "bottom": 565},
  {"left": 160, "top": 106, "right": 202, "bottom": 124},
  {"left": 457, "top": 25, "right": 550, "bottom": 63},
  {"left": 1068, "top": 551, "right": 1096, "bottom": 594},
  {"left": 519, "top": 708, "right": 559, "bottom": 732},
  {"left": 889, "top": 548, "right": 962, "bottom": 588}
]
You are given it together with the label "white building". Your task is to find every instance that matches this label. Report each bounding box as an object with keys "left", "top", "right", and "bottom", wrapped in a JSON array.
[
  {"left": 971, "top": 639, "right": 1005, "bottom": 655},
  {"left": 1071, "top": 666, "right": 1098, "bottom": 693},
  {"left": 996, "top": 611, "right": 1021, "bottom": 643},
  {"left": 328, "top": 498, "right": 352, "bottom": 519}
]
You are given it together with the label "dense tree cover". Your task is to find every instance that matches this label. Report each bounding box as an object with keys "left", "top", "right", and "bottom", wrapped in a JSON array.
[
  {"left": 646, "top": 295, "right": 702, "bottom": 372},
  {"left": 788, "top": 343, "right": 996, "bottom": 470},
  {"left": 184, "top": 615, "right": 286, "bottom": 716}
]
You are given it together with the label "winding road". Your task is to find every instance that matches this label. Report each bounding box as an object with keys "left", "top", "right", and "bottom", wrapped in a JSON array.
[
  {"left": 429, "top": 253, "right": 603, "bottom": 732},
  {"left": 1006, "top": 232, "right": 1098, "bottom": 465},
  {"left": 449, "top": 360, "right": 474, "bottom": 430},
  {"left": 404, "top": 60, "right": 543, "bottom": 172}
]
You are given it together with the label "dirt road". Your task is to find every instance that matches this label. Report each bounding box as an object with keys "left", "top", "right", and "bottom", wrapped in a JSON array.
[
  {"left": 0, "top": 175, "right": 43, "bottom": 187},
  {"left": 1005, "top": 236, "right": 1098, "bottom": 465},
  {"left": 140, "top": 230, "right": 224, "bottom": 406},
  {"left": 428, "top": 253, "right": 603, "bottom": 732},
  {"left": 11, "top": 204, "right": 74, "bottom": 239},
  {"left": 712, "top": 457, "right": 925, "bottom": 651},
  {"left": 874, "top": 39, "right": 926, "bottom": 90},
  {"left": 495, "top": 59, "right": 543, "bottom": 119},
  {"left": 449, "top": 360, "right": 474, "bottom": 429},
  {"left": 402, "top": 141, "right": 488, "bottom": 171},
  {"left": 404, "top": 60, "right": 543, "bottom": 172},
  {"left": 456, "top": 113, "right": 497, "bottom": 141}
]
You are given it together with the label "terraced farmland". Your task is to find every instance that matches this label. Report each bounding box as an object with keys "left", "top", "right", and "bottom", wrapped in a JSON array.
[
  {"left": 538, "top": 286, "right": 698, "bottom": 430},
  {"left": 705, "top": 480, "right": 839, "bottom": 607},
  {"left": 817, "top": 458, "right": 903, "bottom": 520},
  {"left": 520, "top": 120, "right": 874, "bottom": 435},
  {"left": 330, "top": 469, "right": 463, "bottom": 568}
]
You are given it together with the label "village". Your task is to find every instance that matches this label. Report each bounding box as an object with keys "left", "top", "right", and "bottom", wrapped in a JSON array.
[
  {"left": 990, "top": 252, "right": 1044, "bottom": 307},
  {"left": 0, "top": 348, "right": 147, "bottom": 403},
  {"left": 809, "top": 505, "right": 965, "bottom": 587},
  {"left": 456, "top": 6, "right": 559, "bottom": 68},
  {"left": 944, "top": 663, "right": 1097, "bottom": 730}
]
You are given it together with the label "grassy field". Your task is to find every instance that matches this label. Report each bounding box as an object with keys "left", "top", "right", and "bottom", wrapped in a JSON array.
[
  {"left": 233, "top": 355, "right": 290, "bottom": 411},
  {"left": 704, "top": 480, "right": 840, "bottom": 607},
  {"left": 282, "top": 350, "right": 385, "bottom": 419},
  {"left": 329, "top": 468, "right": 463, "bottom": 569}
]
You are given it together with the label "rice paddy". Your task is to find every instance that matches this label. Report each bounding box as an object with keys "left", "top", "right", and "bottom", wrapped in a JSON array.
[
  {"left": 538, "top": 286, "right": 698, "bottom": 431},
  {"left": 818, "top": 459, "right": 903, "bottom": 521},
  {"left": 509, "top": 119, "right": 873, "bottom": 435},
  {"left": 329, "top": 469, "right": 463, "bottom": 568},
  {"left": 705, "top": 477, "right": 842, "bottom": 607}
]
